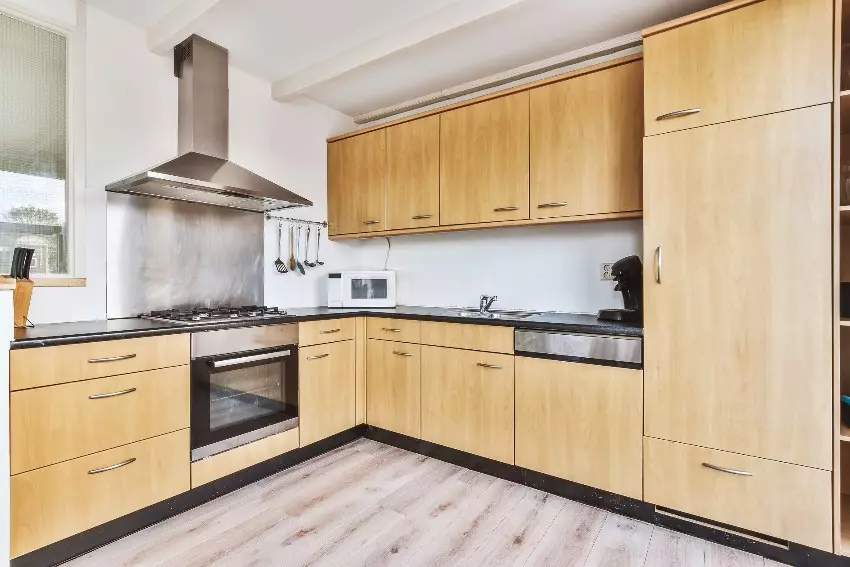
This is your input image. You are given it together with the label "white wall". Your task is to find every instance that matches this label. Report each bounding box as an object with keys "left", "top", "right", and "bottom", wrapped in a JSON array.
[{"left": 355, "top": 220, "right": 642, "bottom": 313}]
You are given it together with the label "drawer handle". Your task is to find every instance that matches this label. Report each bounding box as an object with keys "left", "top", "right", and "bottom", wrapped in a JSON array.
[
  {"left": 362, "top": 220, "right": 381, "bottom": 225},
  {"left": 307, "top": 354, "right": 330, "bottom": 360},
  {"left": 382, "top": 328, "right": 403, "bottom": 332},
  {"left": 412, "top": 214, "right": 433, "bottom": 220},
  {"left": 537, "top": 202, "right": 569, "bottom": 208},
  {"left": 656, "top": 108, "right": 701, "bottom": 121},
  {"left": 88, "top": 354, "right": 137, "bottom": 364},
  {"left": 320, "top": 329, "right": 341, "bottom": 334},
  {"left": 88, "top": 387, "right": 137, "bottom": 400},
  {"left": 701, "top": 462, "right": 753, "bottom": 477},
  {"left": 493, "top": 206, "right": 520, "bottom": 212},
  {"left": 477, "top": 362, "right": 503, "bottom": 370},
  {"left": 88, "top": 457, "right": 136, "bottom": 475},
  {"left": 393, "top": 351, "right": 414, "bottom": 357}
]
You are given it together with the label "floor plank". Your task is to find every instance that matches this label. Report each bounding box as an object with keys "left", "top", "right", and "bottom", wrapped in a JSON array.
[
  {"left": 644, "top": 527, "right": 708, "bottom": 567},
  {"left": 583, "top": 514, "right": 654, "bottom": 567},
  {"left": 521, "top": 499, "right": 608, "bottom": 567}
]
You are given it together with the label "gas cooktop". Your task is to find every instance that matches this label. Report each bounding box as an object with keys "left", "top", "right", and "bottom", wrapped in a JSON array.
[{"left": 141, "top": 305, "right": 288, "bottom": 325}]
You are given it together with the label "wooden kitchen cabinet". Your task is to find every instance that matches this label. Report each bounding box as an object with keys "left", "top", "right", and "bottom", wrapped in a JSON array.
[
  {"left": 386, "top": 116, "right": 440, "bottom": 230},
  {"left": 440, "top": 92, "right": 529, "bottom": 225},
  {"left": 299, "top": 340, "right": 356, "bottom": 446},
  {"left": 643, "top": 106, "right": 832, "bottom": 470},
  {"left": 643, "top": 0, "right": 832, "bottom": 136},
  {"left": 327, "top": 130, "right": 386, "bottom": 235},
  {"left": 421, "top": 346, "right": 514, "bottom": 463},
  {"left": 530, "top": 59, "right": 643, "bottom": 218},
  {"left": 515, "top": 357, "right": 642, "bottom": 499},
  {"left": 366, "top": 339, "right": 421, "bottom": 438}
]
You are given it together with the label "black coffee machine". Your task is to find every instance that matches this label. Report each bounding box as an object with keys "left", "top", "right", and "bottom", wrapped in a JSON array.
[{"left": 598, "top": 255, "right": 642, "bottom": 323}]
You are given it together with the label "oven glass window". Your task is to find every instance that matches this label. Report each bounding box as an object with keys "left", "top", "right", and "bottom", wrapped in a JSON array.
[
  {"left": 351, "top": 278, "right": 387, "bottom": 300},
  {"left": 209, "top": 361, "right": 289, "bottom": 431}
]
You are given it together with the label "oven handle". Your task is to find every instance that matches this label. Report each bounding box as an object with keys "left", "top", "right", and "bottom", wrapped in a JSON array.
[{"left": 210, "top": 350, "right": 292, "bottom": 368}]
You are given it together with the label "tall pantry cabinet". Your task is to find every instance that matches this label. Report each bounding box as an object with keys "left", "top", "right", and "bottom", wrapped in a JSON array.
[{"left": 641, "top": 0, "right": 835, "bottom": 552}]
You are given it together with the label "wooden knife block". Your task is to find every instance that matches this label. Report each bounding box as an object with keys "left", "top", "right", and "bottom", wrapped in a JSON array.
[{"left": 13, "top": 279, "right": 34, "bottom": 328}]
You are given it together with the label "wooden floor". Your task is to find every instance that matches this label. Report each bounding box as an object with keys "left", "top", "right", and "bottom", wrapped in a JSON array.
[{"left": 67, "top": 439, "right": 782, "bottom": 567}]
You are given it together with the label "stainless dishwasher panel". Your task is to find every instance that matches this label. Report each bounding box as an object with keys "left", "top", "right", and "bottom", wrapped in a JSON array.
[{"left": 514, "top": 329, "right": 642, "bottom": 367}]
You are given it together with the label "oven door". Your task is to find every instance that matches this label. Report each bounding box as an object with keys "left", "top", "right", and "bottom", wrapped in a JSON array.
[{"left": 191, "top": 345, "right": 298, "bottom": 460}]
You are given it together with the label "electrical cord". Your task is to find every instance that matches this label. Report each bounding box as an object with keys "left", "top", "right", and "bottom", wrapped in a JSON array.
[{"left": 383, "top": 237, "right": 391, "bottom": 270}]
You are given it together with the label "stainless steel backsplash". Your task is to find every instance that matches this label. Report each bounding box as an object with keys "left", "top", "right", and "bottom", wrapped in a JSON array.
[{"left": 107, "top": 193, "right": 263, "bottom": 317}]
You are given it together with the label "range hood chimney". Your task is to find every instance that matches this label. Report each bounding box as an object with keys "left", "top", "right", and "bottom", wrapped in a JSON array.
[{"left": 106, "top": 35, "right": 312, "bottom": 212}]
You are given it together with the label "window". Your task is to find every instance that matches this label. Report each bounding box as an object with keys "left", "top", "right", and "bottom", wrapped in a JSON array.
[{"left": 0, "top": 13, "right": 69, "bottom": 276}]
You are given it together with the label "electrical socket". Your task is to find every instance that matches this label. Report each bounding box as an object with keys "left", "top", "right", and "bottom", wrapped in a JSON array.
[{"left": 600, "top": 263, "right": 615, "bottom": 281}]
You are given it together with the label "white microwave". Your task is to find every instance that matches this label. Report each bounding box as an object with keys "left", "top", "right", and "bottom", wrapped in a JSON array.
[{"left": 328, "top": 271, "right": 397, "bottom": 308}]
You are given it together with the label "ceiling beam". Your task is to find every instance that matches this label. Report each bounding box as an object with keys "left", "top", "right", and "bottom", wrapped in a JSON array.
[
  {"left": 147, "top": 0, "right": 225, "bottom": 55},
  {"left": 271, "top": 0, "right": 526, "bottom": 103}
]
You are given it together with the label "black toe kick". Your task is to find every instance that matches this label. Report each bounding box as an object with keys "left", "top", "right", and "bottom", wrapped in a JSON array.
[{"left": 364, "top": 426, "right": 850, "bottom": 567}]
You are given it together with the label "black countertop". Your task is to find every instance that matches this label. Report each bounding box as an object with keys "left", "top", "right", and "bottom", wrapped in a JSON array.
[{"left": 11, "top": 306, "right": 642, "bottom": 349}]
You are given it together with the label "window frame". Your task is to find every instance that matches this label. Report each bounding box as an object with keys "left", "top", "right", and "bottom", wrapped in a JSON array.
[{"left": 0, "top": 2, "right": 86, "bottom": 286}]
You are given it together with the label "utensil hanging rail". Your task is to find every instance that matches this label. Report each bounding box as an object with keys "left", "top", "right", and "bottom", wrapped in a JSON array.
[{"left": 264, "top": 214, "right": 328, "bottom": 228}]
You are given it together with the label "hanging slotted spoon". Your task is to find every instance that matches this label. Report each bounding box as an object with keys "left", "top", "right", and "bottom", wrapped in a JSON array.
[
  {"left": 274, "top": 223, "right": 288, "bottom": 273},
  {"left": 295, "top": 225, "right": 306, "bottom": 275},
  {"left": 305, "top": 226, "right": 316, "bottom": 268}
]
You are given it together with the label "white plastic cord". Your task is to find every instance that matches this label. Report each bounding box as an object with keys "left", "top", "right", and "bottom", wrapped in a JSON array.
[{"left": 384, "top": 237, "right": 391, "bottom": 270}]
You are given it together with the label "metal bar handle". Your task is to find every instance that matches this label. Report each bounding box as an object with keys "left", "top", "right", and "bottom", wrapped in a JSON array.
[
  {"left": 382, "top": 328, "right": 403, "bottom": 333},
  {"left": 88, "top": 354, "right": 137, "bottom": 364},
  {"left": 656, "top": 108, "right": 701, "bottom": 121},
  {"left": 701, "top": 462, "right": 753, "bottom": 477},
  {"left": 88, "top": 387, "right": 137, "bottom": 400},
  {"left": 537, "top": 202, "right": 569, "bottom": 208},
  {"left": 212, "top": 350, "right": 291, "bottom": 368},
  {"left": 654, "top": 246, "right": 662, "bottom": 284},
  {"left": 362, "top": 220, "right": 382, "bottom": 225},
  {"left": 393, "top": 351, "right": 414, "bottom": 357},
  {"left": 493, "top": 206, "right": 520, "bottom": 212},
  {"left": 412, "top": 214, "right": 433, "bottom": 220},
  {"left": 320, "top": 329, "right": 341, "bottom": 334},
  {"left": 306, "top": 353, "right": 330, "bottom": 360},
  {"left": 477, "top": 362, "right": 503, "bottom": 370},
  {"left": 88, "top": 458, "right": 136, "bottom": 475}
]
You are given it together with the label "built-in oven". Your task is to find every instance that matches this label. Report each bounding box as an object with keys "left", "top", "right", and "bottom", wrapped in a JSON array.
[{"left": 190, "top": 324, "right": 299, "bottom": 462}]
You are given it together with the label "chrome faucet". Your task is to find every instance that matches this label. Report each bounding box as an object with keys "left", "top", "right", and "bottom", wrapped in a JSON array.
[{"left": 479, "top": 295, "right": 498, "bottom": 315}]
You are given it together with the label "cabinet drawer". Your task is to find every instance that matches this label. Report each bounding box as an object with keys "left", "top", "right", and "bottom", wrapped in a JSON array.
[
  {"left": 643, "top": 437, "right": 831, "bottom": 551},
  {"left": 299, "top": 318, "right": 356, "bottom": 346},
  {"left": 191, "top": 428, "right": 299, "bottom": 487},
  {"left": 643, "top": 0, "right": 832, "bottom": 136},
  {"left": 366, "top": 318, "right": 421, "bottom": 344},
  {"left": 11, "top": 429, "right": 189, "bottom": 558},
  {"left": 420, "top": 321, "right": 513, "bottom": 354},
  {"left": 11, "top": 366, "right": 189, "bottom": 475},
  {"left": 10, "top": 334, "right": 189, "bottom": 391}
]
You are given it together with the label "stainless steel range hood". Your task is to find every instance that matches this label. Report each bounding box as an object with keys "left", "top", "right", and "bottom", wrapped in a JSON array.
[{"left": 106, "top": 36, "right": 312, "bottom": 213}]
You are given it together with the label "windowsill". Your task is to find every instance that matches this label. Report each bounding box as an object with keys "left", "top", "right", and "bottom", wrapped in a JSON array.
[{"left": 31, "top": 277, "right": 86, "bottom": 288}]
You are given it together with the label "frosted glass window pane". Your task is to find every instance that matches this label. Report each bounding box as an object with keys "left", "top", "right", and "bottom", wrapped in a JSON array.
[{"left": 0, "top": 13, "right": 68, "bottom": 275}]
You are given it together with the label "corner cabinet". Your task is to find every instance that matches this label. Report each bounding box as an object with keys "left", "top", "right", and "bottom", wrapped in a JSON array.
[
  {"left": 327, "top": 129, "right": 386, "bottom": 236},
  {"left": 299, "top": 340, "right": 356, "bottom": 445}
]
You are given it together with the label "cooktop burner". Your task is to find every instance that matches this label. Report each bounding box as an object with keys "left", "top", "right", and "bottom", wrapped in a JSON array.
[{"left": 141, "top": 305, "right": 288, "bottom": 325}]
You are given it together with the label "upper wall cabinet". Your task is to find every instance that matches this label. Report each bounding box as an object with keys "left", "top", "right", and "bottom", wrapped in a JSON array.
[
  {"left": 643, "top": 0, "right": 832, "bottom": 136},
  {"left": 386, "top": 116, "right": 440, "bottom": 230},
  {"left": 439, "top": 92, "right": 530, "bottom": 226},
  {"left": 328, "top": 130, "right": 386, "bottom": 236},
  {"left": 530, "top": 60, "right": 643, "bottom": 218}
]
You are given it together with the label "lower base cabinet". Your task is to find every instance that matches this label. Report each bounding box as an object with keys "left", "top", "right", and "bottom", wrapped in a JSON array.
[
  {"left": 515, "top": 357, "right": 643, "bottom": 499},
  {"left": 421, "top": 345, "right": 514, "bottom": 464},
  {"left": 643, "top": 436, "right": 832, "bottom": 551},
  {"left": 191, "top": 428, "right": 300, "bottom": 488},
  {"left": 366, "top": 339, "right": 421, "bottom": 438},
  {"left": 11, "top": 429, "right": 190, "bottom": 558},
  {"left": 299, "top": 340, "right": 356, "bottom": 446}
]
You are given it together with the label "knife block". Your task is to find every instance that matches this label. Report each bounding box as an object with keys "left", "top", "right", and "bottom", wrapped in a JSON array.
[{"left": 13, "top": 279, "right": 33, "bottom": 328}]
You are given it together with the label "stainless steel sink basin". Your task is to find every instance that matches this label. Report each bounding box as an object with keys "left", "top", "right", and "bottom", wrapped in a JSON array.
[{"left": 448, "top": 308, "right": 541, "bottom": 320}]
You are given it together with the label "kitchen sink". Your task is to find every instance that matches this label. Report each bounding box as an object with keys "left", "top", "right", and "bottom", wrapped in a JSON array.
[{"left": 448, "top": 308, "right": 541, "bottom": 320}]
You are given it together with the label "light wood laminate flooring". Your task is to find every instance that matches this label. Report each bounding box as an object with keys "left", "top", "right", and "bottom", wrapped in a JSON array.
[{"left": 67, "top": 439, "right": 782, "bottom": 567}]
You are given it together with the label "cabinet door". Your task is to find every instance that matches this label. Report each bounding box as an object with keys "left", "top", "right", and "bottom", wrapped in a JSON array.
[
  {"left": 386, "top": 116, "right": 440, "bottom": 230},
  {"left": 515, "top": 357, "right": 642, "bottom": 499},
  {"left": 366, "top": 340, "right": 421, "bottom": 438},
  {"left": 644, "top": 0, "right": 832, "bottom": 136},
  {"left": 530, "top": 60, "right": 643, "bottom": 218},
  {"left": 421, "top": 346, "right": 514, "bottom": 463},
  {"left": 643, "top": 106, "right": 832, "bottom": 469},
  {"left": 299, "top": 341, "right": 356, "bottom": 446},
  {"left": 327, "top": 130, "right": 386, "bottom": 235},
  {"left": 440, "top": 92, "right": 529, "bottom": 225}
]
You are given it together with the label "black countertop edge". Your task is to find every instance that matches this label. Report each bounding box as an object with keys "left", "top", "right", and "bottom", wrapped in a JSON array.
[{"left": 11, "top": 307, "right": 642, "bottom": 349}]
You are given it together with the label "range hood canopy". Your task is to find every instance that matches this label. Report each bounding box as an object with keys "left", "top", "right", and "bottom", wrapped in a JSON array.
[{"left": 106, "top": 35, "right": 312, "bottom": 213}]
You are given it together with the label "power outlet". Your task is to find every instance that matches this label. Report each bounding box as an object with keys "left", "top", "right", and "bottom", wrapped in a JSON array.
[{"left": 600, "top": 263, "right": 615, "bottom": 281}]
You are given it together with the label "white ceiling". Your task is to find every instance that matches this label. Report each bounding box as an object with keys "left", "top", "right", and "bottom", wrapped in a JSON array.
[{"left": 84, "top": 0, "right": 721, "bottom": 117}]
